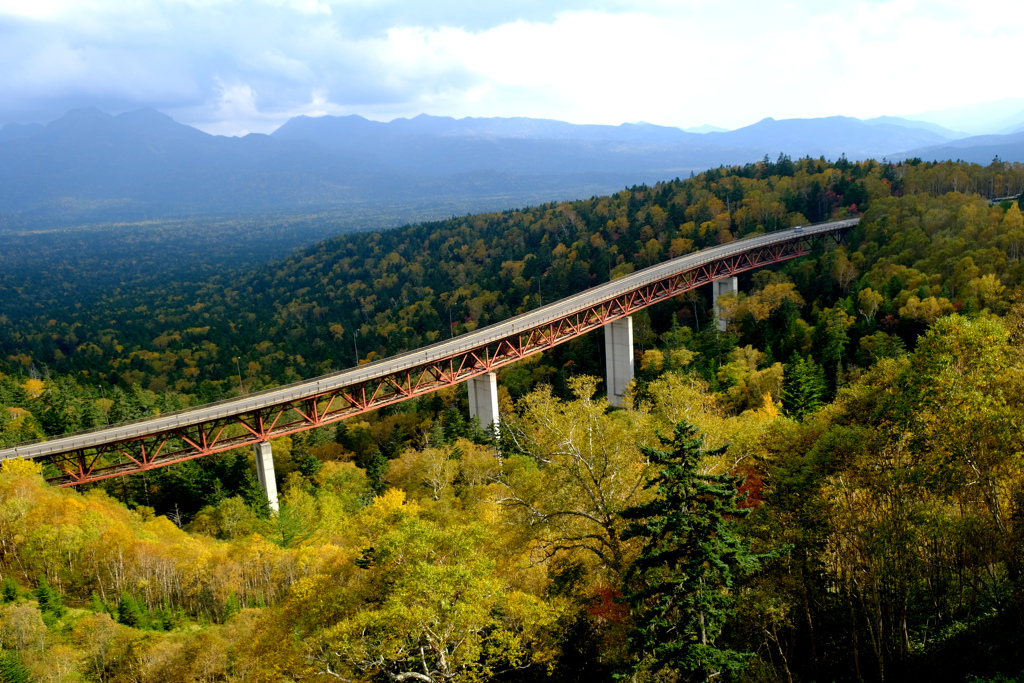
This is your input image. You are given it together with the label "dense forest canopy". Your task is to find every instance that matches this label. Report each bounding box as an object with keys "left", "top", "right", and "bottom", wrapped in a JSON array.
[
  {"left": 2, "top": 155, "right": 1022, "bottom": 398},
  {"left": 2, "top": 154, "right": 1024, "bottom": 682}
]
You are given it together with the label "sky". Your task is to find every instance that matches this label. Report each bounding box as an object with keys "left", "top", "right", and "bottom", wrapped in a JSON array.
[{"left": 0, "top": 0, "right": 1021, "bottom": 136}]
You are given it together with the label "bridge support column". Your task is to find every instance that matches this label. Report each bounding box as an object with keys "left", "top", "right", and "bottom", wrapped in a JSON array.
[
  {"left": 468, "top": 372, "right": 500, "bottom": 431},
  {"left": 253, "top": 441, "right": 279, "bottom": 513},
  {"left": 712, "top": 277, "right": 739, "bottom": 332},
  {"left": 604, "top": 316, "right": 634, "bottom": 407}
]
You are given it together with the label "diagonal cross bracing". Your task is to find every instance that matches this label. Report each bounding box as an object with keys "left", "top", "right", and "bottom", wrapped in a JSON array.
[{"left": 0, "top": 220, "right": 858, "bottom": 486}]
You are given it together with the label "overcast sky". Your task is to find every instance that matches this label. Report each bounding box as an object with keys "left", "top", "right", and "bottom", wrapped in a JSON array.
[{"left": 0, "top": 0, "right": 1020, "bottom": 136}]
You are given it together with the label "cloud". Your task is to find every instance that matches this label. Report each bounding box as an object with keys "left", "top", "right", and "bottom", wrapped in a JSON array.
[{"left": 0, "top": 0, "right": 1020, "bottom": 134}]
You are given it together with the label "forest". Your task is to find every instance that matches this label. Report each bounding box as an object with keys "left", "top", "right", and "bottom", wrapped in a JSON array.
[{"left": 2, "top": 154, "right": 1024, "bottom": 682}]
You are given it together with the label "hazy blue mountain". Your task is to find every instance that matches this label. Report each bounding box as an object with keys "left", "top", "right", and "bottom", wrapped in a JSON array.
[
  {"left": 272, "top": 113, "right": 701, "bottom": 146},
  {"left": 901, "top": 98, "right": 1024, "bottom": 135},
  {"left": 704, "top": 116, "right": 952, "bottom": 159},
  {"left": 0, "top": 107, "right": 397, "bottom": 221},
  {"left": 684, "top": 124, "right": 730, "bottom": 134},
  {"left": 271, "top": 112, "right": 961, "bottom": 175},
  {"left": 1, "top": 107, "right": 1004, "bottom": 228},
  {"left": 0, "top": 122, "right": 44, "bottom": 141},
  {"left": 0, "top": 108, "right": 708, "bottom": 226},
  {"left": 862, "top": 115, "right": 968, "bottom": 140},
  {"left": 891, "top": 131, "right": 1024, "bottom": 164},
  {"left": 996, "top": 109, "right": 1024, "bottom": 134}
]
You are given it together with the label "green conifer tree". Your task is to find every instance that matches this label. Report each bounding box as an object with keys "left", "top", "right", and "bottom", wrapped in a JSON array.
[
  {"left": 364, "top": 449, "right": 388, "bottom": 496},
  {"left": 272, "top": 504, "right": 318, "bottom": 549},
  {"left": 224, "top": 591, "right": 240, "bottom": 621},
  {"left": 159, "top": 604, "right": 176, "bottom": 631},
  {"left": 34, "top": 576, "right": 64, "bottom": 618},
  {"left": 783, "top": 354, "right": 827, "bottom": 420},
  {"left": 619, "top": 422, "right": 775, "bottom": 682},
  {"left": 1, "top": 577, "right": 18, "bottom": 603},
  {"left": 117, "top": 592, "right": 142, "bottom": 628},
  {"left": 0, "top": 650, "right": 33, "bottom": 683}
]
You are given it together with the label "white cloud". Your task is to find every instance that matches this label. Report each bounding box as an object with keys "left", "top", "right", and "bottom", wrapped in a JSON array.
[{"left": 0, "top": 0, "right": 1020, "bottom": 133}]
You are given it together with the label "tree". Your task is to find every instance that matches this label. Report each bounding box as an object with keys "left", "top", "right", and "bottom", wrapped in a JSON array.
[
  {"left": 0, "top": 602, "right": 47, "bottom": 653},
  {"left": 271, "top": 500, "right": 319, "bottom": 549},
  {"left": 0, "top": 650, "right": 32, "bottom": 683},
  {"left": 116, "top": 591, "right": 142, "bottom": 628},
  {"left": 2, "top": 577, "right": 18, "bottom": 603},
  {"left": 224, "top": 591, "right": 240, "bottom": 621},
  {"left": 281, "top": 491, "right": 562, "bottom": 683},
  {"left": 497, "top": 377, "right": 652, "bottom": 574},
  {"left": 857, "top": 287, "right": 883, "bottom": 323},
  {"left": 90, "top": 591, "right": 105, "bottom": 613},
  {"left": 832, "top": 250, "right": 859, "bottom": 293},
  {"left": 620, "top": 422, "right": 773, "bottom": 681},
  {"left": 364, "top": 449, "right": 389, "bottom": 497},
  {"left": 812, "top": 307, "right": 851, "bottom": 392},
  {"left": 783, "top": 355, "right": 827, "bottom": 421},
  {"left": 34, "top": 575, "right": 64, "bottom": 619}
]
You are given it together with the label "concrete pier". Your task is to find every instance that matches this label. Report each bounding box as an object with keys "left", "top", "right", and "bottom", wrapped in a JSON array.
[
  {"left": 468, "top": 372, "right": 500, "bottom": 430},
  {"left": 253, "top": 441, "right": 279, "bottom": 512},
  {"left": 604, "top": 316, "right": 634, "bottom": 407},
  {"left": 712, "top": 276, "right": 739, "bottom": 332}
]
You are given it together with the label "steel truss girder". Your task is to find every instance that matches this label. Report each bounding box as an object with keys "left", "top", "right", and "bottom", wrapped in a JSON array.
[{"left": 44, "top": 229, "right": 848, "bottom": 486}]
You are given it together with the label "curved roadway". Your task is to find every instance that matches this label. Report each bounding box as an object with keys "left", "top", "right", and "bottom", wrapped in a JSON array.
[{"left": 0, "top": 218, "right": 859, "bottom": 462}]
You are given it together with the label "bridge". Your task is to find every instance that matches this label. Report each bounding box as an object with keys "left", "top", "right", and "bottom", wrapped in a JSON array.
[
  {"left": 989, "top": 195, "right": 1022, "bottom": 205},
  {"left": 0, "top": 218, "right": 859, "bottom": 508}
]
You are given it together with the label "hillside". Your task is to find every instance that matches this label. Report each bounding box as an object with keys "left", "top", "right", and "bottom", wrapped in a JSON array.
[
  {"left": 3, "top": 155, "right": 1024, "bottom": 681},
  {"left": 1, "top": 155, "right": 1021, "bottom": 395}
]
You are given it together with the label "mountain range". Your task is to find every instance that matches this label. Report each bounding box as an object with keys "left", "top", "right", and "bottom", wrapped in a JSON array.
[
  {"left": 900, "top": 97, "right": 1024, "bottom": 136},
  {"left": 2, "top": 107, "right": 1022, "bottom": 227},
  {"left": 892, "top": 131, "right": 1024, "bottom": 165}
]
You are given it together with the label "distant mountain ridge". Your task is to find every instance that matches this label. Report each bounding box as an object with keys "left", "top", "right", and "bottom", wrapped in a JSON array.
[
  {"left": 2, "top": 107, "right": 1023, "bottom": 227},
  {"left": 271, "top": 113, "right": 704, "bottom": 150},
  {"left": 0, "top": 122, "right": 44, "bottom": 141},
  {"left": 862, "top": 116, "right": 970, "bottom": 140},
  {"left": 684, "top": 124, "right": 730, "bottom": 134},
  {"left": 700, "top": 115, "right": 950, "bottom": 158},
  {"left": 899, "top": 97, "right": 1024, "bottom": 136},
  {"left": 271, "top": 112, "right": 952, "bottom": 159},
  {"left": 892, "top": 131, "right": 1024, "bottom": 165}
]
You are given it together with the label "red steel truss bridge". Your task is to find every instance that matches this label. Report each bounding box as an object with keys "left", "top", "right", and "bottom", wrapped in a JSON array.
[{"left": 0, "top": 218, "right": 859, "bottom": 486}]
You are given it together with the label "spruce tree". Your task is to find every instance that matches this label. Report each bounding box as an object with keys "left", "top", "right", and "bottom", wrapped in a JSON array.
[
  {"left": 273, "top": 504, "right": 318, "bottom": 549},
  {"left": 364, "top": 449, "right": 388, "bottom": 496},
  {"left": 0, "top": 650, "right": 32, "bottom": 683},
  {"left": 1, "top": 577, "right": 18, "bottom": 603},
  {"left": 783, "top": 354, "right": 827, "bottom": 420},
  {"left": 34, "top": 576, "right": 64, "bottom": 618},
  {"left": 619, "top": 422, "right": 775, "bottom": 682},
  {"left": 224, "top": 591, "right": 240, "bottom": 620},
  {"left": 158, "top": 604, "right": 177, "bottom": 631},
  {"left": 117, "top": 592, "right": 142, "bottom": 628}
]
